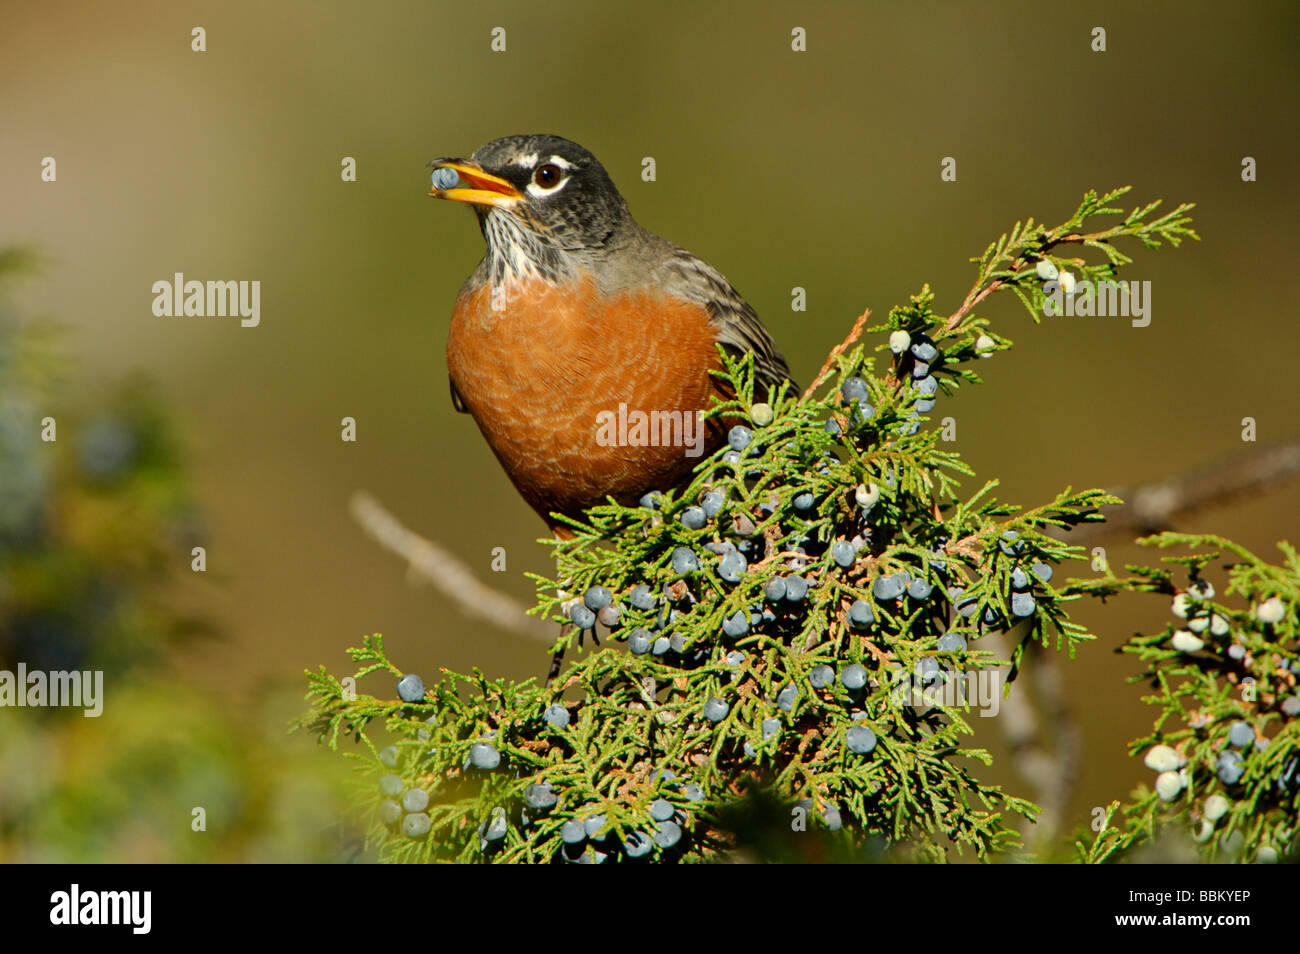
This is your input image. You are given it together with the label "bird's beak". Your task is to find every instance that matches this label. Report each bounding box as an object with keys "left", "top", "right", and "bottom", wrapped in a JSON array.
[{"left": 427, "top": 159, "right": 523, "bottom": 208}]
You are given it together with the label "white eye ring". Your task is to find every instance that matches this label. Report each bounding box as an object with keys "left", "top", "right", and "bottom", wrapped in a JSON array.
[{"left": 526, "top": 163, "right": 569, "bottom": 197}]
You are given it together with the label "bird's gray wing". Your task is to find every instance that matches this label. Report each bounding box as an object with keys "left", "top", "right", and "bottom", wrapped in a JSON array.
[{"left": 654, "top": 244, "right": 798, "bottom": 398}]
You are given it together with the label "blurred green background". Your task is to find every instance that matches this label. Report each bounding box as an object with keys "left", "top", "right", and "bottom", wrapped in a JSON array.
[{"left": 2, "top": 0, "right": 1297, "bottom": 860}]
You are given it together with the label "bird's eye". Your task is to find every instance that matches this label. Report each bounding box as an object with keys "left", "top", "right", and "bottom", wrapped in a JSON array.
[{"left": 533, "top": 164, "right": 563, "bottom": 189}]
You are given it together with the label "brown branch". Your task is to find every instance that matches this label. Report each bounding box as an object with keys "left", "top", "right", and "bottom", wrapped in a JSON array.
[
  {"left": 802, "top": 309, "right": 871, "bottom": 400},
  {"left": 349, "top": 490, "right": 556, "bottom": 644},
  {"left": 946, "top": 279, "right": 1007, "bottom": 331},
  {"left": 1067, "top": 436, "right": 1300, "bottom": 545}
]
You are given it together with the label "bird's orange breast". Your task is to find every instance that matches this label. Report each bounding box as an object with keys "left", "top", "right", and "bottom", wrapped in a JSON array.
[{"left": 447, "top": 274, "right": 726, "bottom": 530}]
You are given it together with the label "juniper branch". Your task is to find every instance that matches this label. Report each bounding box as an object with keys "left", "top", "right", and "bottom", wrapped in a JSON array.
[
  {"left": 306, "top": 186, "right": 1219, "bottom": 865},
  {"left": 945, "top": 186, "right": 1198, "bottom": 331}
]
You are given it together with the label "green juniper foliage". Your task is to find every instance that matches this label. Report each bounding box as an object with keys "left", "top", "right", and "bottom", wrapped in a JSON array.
[
  {"left": 1076, "top": 535, "right": 1299, "bottom": 864},
  {"left": 301, "top": 188, "right": 1230, "bottom": 863}
]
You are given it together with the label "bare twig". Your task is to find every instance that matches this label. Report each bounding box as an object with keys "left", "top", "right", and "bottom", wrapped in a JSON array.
[
  {"left": 349, "top": 490, "right": 556, "bottom": 644},
  {"left": 802, "top": 309, "right": 871, "bottom": 400},
  {"left": 1067, "top": 437, "right": 1300, "bottom": 544}
]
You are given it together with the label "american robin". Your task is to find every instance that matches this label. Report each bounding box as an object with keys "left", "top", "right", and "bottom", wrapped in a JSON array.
[{"left": 428, "top": 134, "right": 795, "bottom": 536}]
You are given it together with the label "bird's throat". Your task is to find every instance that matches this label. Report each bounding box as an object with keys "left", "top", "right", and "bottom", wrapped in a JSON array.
[{"left": 481, "top": 210, "right": 572, "bottom": 288}]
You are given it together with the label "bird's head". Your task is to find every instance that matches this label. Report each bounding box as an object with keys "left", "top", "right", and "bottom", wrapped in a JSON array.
[{"left": 428, "top": 134, "right": 635, "bottom": 283}]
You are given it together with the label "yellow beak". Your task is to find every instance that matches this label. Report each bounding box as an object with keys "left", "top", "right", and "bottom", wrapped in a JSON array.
[{"left": 428, "top": 160, "right": 523, "bottom": 208}]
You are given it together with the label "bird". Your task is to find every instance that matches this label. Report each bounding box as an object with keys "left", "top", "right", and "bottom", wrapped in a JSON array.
[{"left": 428, "top": 134, "right": 795, "bottom": 537}]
